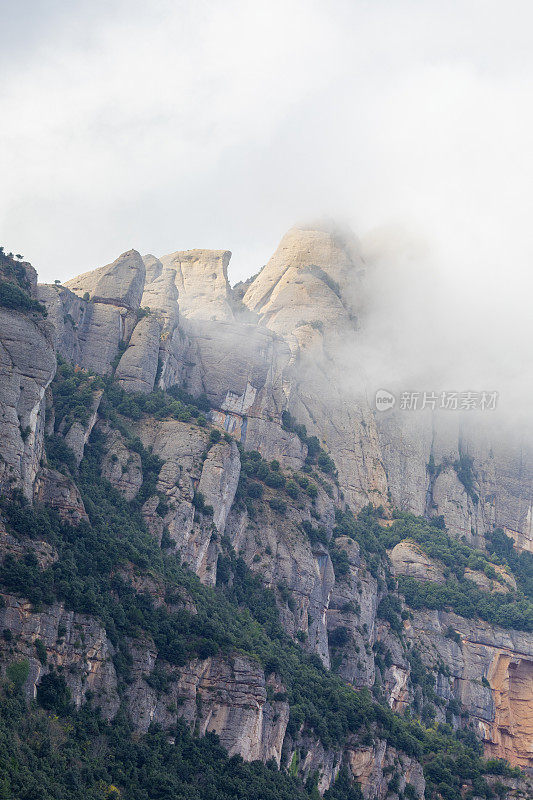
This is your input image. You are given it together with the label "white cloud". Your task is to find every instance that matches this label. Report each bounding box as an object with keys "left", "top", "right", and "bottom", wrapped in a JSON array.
[{"left": 0, "top": 1, "right": 532, "bottom": 419}]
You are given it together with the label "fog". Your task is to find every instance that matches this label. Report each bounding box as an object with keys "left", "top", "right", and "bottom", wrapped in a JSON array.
[{"left": 1, "top": 1, "right": 532, "bottom": 420}]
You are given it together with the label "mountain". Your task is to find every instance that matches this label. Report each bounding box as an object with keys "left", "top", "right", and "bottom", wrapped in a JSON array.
[{"left": 0, "top": 231, "right": 531, "bottom": 800}]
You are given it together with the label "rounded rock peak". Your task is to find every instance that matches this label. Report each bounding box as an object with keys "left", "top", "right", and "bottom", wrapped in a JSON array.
[
  {"left": 243, "top": 223, "right": 364, "bottom": 316},
  {"left": 65, "top": 249, "right": 146, "bottom": 310}
]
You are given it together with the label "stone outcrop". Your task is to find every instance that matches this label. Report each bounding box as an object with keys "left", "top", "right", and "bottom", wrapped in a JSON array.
[
  {"left": 405, "top": 609, "right": 533, "bottom": 771},
  {"left": 65, "top": 249, "right": 146, "bottom": 310},
  {"left": 99, "top": 424, "right": 143, "bottom": 501},
  {"left": 388, "top": 540, "right": 445, "bottom": 583},
  {"left": 346, "top": 741, "right": 425, "bottom": 800},
  {"left": 0, "top": 268, "right": 56, "bottom": 498},
  {"left": 226, "top": 482, "right": 337, "bottom": 668},
  {"left": 33, "top": 468, "right": 88, "bottom": 523},
  {"left": 198, "top": 440, "right": 240, "bottom": 533},
  {"left": 40, "top": 251, "right": 147, "bottom": 376},
  {"left": 63, "top": 388, "right": 103, "bottom": 465},
  {"left": 159, "top": 249, "right": 234, "bottom": 321},
  {"left": 0, "top": 592, "right": 120, "bottom": 717},
  {"left": 115, "top": 313, "right": 163, "bottom": 394}
]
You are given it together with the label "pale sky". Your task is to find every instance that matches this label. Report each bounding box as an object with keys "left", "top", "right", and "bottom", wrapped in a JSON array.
[{"left": 1, "top": 0, "right": 533, "bottom": 311}]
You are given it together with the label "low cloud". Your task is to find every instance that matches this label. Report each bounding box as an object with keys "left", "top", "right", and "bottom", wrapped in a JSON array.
[{"left": 1, "top": 1, "right": 531, "bottom": 425}]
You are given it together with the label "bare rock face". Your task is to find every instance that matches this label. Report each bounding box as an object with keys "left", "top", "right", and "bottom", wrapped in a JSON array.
[
  {"left": 39, "top": 283, "right": 134, "bottom": 375},
  {"left": 243, "top": 224, "right": 363, "bottom": 335},
  {"left": 226, "top": 485, "right": 337, "bottom": 669},
  {"left": 160, "top": 249, "right": 234, "bottom": 321},
  {"left": 198, "top": 440, "right": 240, "bottom": 533},
  {"left": 125, "top": 652, "right": 289, "bottom": 765},
  {"left": 406, "top": 609, "right": 533, "bottom": 770},
  {"left": 136, "top": 418, "right": 219, "bottom": 580},
  {"left": 37, "top": 284, "right": 88, "bottom": 364},
  {"left": 63, "top": 389, "right": 103, "bottom": 465},
  {"left": 139, "top": 254, "right": 185, "bottom": 390},
  {"left": 40, "top": 251, "right": 147, "bottom": 376},
  {"left": 99, "top": 425, "right": 143, "bottom": 501},
  {"left": 177, "top": 655, "right": 289, "bottom": 764},
  {"left": 177, "top": 317, "right": 307, "bottom": 469},
  {"left": 486, "top": 652, "right": 533, "bottom": 770},
  {"left": 0, "top": 593, "right": 120, "bottom": 718},
  {"left": 34, "top": 468, "right": 88, "bottom": 523},
  {"left": 347, "top": 740, "right": 425, "bottom": 800},
  {"left": 115, "top": 314, "right": 163, "bottom": 394},
  {"left": 65, "top": 249, "right": 146, "bottom": 310},
  {"left": 388, "top": 540, "right": 445, "bottom": 583},
  {"left": 141, "top": 254, "right": 179, "bottom": 325},
  {"left": 0, "top": 303, "right": 56, "bottom": 499},
  {"left": 326, "top": 536, "right": 378, "bottom": 687},
  {"left": 243, "top": 225, "right": 389, "bottom": 511}
]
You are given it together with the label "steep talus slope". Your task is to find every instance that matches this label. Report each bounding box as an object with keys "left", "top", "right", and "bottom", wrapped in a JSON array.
[{"left": 0, "top": 237, "right": 532, "bottom": 800}]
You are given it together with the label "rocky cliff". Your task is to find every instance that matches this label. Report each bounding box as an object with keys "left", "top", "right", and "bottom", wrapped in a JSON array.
[{"left": 0, "top": 233, "right": 532, "bottom": 800}]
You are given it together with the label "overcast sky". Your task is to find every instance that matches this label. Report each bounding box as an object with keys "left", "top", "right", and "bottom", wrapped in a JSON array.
[{"left": 1, "top": 0, "right": 533, "bottom": 310}]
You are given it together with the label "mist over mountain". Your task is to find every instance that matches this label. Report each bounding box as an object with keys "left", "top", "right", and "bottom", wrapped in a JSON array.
[{"left": 1, "top": 3, "right": 532, "bottom": 799}]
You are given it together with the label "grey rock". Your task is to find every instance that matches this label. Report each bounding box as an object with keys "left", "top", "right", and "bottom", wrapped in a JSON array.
[
  {"left": 198, "top": 441, "right": 241, "bottom": 533},
  {"left": 99, "top": 424, "right": 143, "bottom": 501},
  {"left": 0, "top": 305, "right": 56, "bottom": 498},
  {"left": 34, "top": 467, "right": 88, "bottom": 523},
  {"left": 115, "top": 314, "right": 163, "bottom": 394},
  {"left": 65, "top": 249, "right": 146, "bottom": 310},
  {"left": 159, "top": 249, "right": 234, "bottom": 321}
]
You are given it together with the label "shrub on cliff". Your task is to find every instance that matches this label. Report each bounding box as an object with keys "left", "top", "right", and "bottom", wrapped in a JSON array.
[{"left": 0, "top": 280, "right": 47, "bottom": 315}]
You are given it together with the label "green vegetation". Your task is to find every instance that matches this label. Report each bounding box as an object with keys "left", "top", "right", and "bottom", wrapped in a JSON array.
[
  {"left": 0, "top": 280, "right": 47, "bottom": 315},
  {"left": 399, "top": 575, "right": 533, "bottom": 631},
  {"left": 0, "top": 249, "right": 47, "bottom": 315},
  {"left": 281, "top": 411, "right": 337, "bottom": 477},
  {"left": 382, "top": 513, "right": 499, "bottom": 578},
  {"left": 486, "top": 527, "right": 533, "bottom": 601},
  {"left": 0, "top": 687, "right": 317, "bottom": 800},
  {"left": 103, "top": 381, "right": 210, "bottom": 426},
  {"left": 0, "top": 368, "right": 524, "bottom": 799},
  {"left": 453, "top": 454, "right": 479, "bottom": 503},
  {"left": 380, "top": 514, "right": 533, "bottom": 632},
  {"left": 53, "top": 358, "right": 105, "bottom": 432}
]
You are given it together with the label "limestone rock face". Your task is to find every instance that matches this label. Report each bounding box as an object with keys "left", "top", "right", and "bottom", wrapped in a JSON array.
[
  {"left": 405, "top": 609, "right": 533, "bottom": 771},
  {"left": 63, "top": 389, "right": 103, "bottom": 465},
  {"left": 377, "top": 408, "right": 533, "bottom": 551},
  {"left": 115, "top": 314, "right": 163, "bottom": 394},
  {"left": 226, "top": 484, "right": 337, "bottom": 669},
  {"left": 326, "top": 536, "right": 378, "bottom": 688},
  {"left": 160, "top": 249, "right": 234, "bottom": 321},
  {"left": 388, "top": 540, "right": 445, "bottom": 583},
  {"left": 99, "top": 425, "right": 143, "bottom": 501},
  {"left": 34, "top": 468, "right": 88, "bottom": 523},
  {"left": 37, "top": 284, "right": 88, "bottom": 364},
  {"left": 242, "top": 225, "right": 389, "bottom": 511},
  {"left": 178, "top": 317, "right": 307, "bottom": 469},
  {"left": 346, "top": 741, "right": 425, "bottom": 800},
  {"left": 198, "top": 441, "right": 241, "bottom": 533},
  {"left": 243, "top": 224, "right": 364, "bottom": 335},
  {"left": 136, "top": 418, "right": 218, "bottom": 580},
  {"left": 140, "top": 254, "right": 184, "bottom": 389},
  {"left": 0, "top": 303, "right": 56, "bottom": 498},
  {"left": 65, "top": 249, "right": 146, "bottom": 310},
  {"left": 39, "top": 284, "right": 133, "bottom": 375},
  {"left": 0, "top": 593, "right": 120, "bottom": 718}
]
